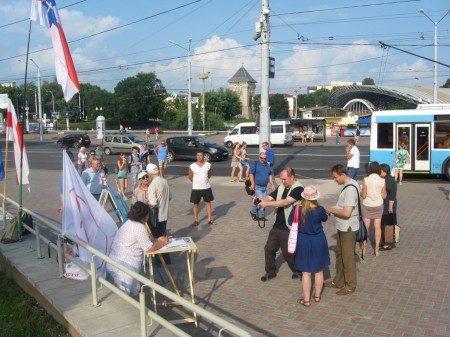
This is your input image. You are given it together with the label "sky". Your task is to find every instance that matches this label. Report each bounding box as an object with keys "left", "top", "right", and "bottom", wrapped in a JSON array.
[{"left": 1, "top": 0, "right": 449, "bottom": 97}]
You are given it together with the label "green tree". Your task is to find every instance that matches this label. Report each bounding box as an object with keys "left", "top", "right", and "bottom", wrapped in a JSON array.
[
  {"left": 362, "top": 77, "right": 375, "bottom": 85},
  {"left": 269, "top": 94, "right": 289, "bottom": 118},
  {"left": 297, "top": 88, "right": 331, "bottom": 108},
  {"left": 441, "top": 78, "right": 450, "bottom": 88},
  {"left": 114, "top": 72, "right": 166, "bottom": 123},
  {"left": 204, "top": 88, "right": 241, "bottom": 121}
]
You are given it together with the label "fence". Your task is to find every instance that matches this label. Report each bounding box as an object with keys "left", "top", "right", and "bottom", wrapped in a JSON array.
[{"left": 0, "top": 194, "right": 252, "bottom": 337}]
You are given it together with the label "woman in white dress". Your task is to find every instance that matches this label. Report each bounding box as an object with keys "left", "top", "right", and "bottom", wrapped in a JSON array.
[{"left": 107, "top": 202, "right": 168, "bottom": 297}]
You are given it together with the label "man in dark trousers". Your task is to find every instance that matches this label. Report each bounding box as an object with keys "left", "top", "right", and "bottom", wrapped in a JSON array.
[{"left": 257, "top": 167, "right": 304, "bottom": 282}]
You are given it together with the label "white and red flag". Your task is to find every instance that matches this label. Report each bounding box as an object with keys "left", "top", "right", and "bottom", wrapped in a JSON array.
[
  {"left": 6, "top": 99, "right": 30, "bottom": 187},
  {"left": 62, "top": 151, "right": 118, "bottom": 278},
  {"left": 30, "top": 0, "right": 80, "bottom": 102}
]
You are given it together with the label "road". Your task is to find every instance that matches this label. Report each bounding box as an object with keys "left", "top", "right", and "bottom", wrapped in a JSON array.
[{"left": 1, "top": 133, "right": 370, "bottom": 180}]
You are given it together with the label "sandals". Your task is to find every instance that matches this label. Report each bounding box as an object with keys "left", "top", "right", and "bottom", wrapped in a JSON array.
[
  {"left": 208, "top": 220, "right": 217, "bottom": 225},
  {"left": 313, "top": 296, "right": 321, "bottom": 303},
  {"left": 192, "top": 221, "right": 199, "bottom": 227},
  {"left": 297, "top": 298, "right": 311, "bottom": 307}
]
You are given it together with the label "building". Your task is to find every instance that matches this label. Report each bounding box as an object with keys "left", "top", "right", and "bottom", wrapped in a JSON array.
[{"left": 227, "top": 65, "right": 257, "bottom": 119}]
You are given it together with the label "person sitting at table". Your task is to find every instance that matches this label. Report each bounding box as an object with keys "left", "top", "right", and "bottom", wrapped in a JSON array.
[{"left": 106, "top": 202, "right": 168, "bottom": 297}]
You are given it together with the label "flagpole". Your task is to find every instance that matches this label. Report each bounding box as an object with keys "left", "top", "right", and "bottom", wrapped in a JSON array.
[
  {"left": 17, "top": 20, "right": 33, "bottom": 241},
  {"left": 2, "top": 145, "right": 9, "bottom": 228}
]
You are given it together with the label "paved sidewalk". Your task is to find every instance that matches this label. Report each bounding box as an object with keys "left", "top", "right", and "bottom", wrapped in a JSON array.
[{"left": 1, "top": 165, "right": 450, "bottom": 337}]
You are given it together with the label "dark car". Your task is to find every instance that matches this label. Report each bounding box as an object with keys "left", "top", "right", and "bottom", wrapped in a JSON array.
[
  {"left": 57, "top": 133, "right": 91, "bottom": 149},
  {"left": 165, "top": 136, "right": 229, "bottom": 162}
]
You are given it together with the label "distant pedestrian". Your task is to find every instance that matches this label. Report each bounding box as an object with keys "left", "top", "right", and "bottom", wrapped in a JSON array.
[
  {"left": 355, "top": 125, "right": 361, "bottom": 144},
  {"left": 262, "top": 142, "right": 275, "bottom": 168},
  {"left": 81, "top": 159, "right": 107, "bottom": 200},
  {"left": 393, "top": 143, "right": 410, "bottom": 185},
  {"left": 64, "top": 145, "right": 74, "bottom": 163},
  {"left": 145, "top": 128, "right": 150, "bottom": 141},
  {"left": 335, "top": 127, "right": 340, "bottom": 144},
  {"left": 128, "top": 146, "right": 141, "bottom": 187},
  {"left": 117, "top": 153, "right": 129, "bottom": 200},
  {"left": 77, "top": 147, "right": 88, "bottom": 176},
  {"left": 346, "top": 139, "right": 360, "bottom": 180},
  {"left": 288, "top": 185, "right": 329, "bottom": 307},
  {"left": 240, "top": 142, "right": 249, "bottom": 180},
  {"left": 154, "top": 127, "right": 159, "bottom": 140},
  {"left": 230, "top": 142, "right": 242, "bottom": 182},
  {"left": 189, "top": 151, "right": 216, "bottom": 226},
  {"left": 154, "top": 139, "right": 168, "bottom": 177},
  {"left": 310, "top": 131, "right": 315, "bottom": 143},
  {"left": 140, "top": 144, "right": 150, "bottom": 168}
]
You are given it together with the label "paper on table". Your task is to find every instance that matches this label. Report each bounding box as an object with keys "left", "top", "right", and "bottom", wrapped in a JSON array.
[{"left": 160, "top": 237, "right": 191, "bottom": 250}]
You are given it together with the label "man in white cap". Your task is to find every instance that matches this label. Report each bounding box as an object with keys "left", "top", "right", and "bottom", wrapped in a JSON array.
[{"left": 147, "top": 163, "right": 171, "bottom": 263}]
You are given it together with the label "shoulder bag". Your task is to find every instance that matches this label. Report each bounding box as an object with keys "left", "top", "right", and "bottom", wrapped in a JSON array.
[
  {"left": 341, "top": 184, "right": 367, "bottom": 243},
  {"left": 288, "top": 205, "right": 302, "bottom": 254}
]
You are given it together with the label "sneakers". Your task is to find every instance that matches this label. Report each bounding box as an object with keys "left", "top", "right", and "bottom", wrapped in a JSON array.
[
  {"left": 260, "top": 273, "right": 276, "bottom": 282},
  {"left": 250, "top": 212, "right": 257, "bottom": 221}
]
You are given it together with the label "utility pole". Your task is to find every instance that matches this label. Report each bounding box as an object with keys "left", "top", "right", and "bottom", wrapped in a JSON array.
[
  {"left": 293, "top": 87, "right": 301, "bottom": 118},
  {"left": 257, "top": 0, "right": 271, "bottom": 151},
  {"left": 198, "top": 70, "right": 210, "bottom": 131}
]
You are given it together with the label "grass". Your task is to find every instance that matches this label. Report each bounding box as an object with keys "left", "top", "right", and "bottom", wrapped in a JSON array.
[{"left": 0, "top": 272, "right": 70, "bottom": 337}]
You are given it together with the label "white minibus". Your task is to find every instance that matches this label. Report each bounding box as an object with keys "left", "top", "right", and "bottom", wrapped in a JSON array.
[{"left": 224, "top": 121, "right": 293, "bottom": 147}]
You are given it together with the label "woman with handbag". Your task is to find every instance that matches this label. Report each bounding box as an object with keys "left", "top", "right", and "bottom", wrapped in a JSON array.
[
  {"left": 287, "top": 185, "right": 329, "bottom": 307},
  {"left": 361, "top": 161, "right": 387, "bottom": 257},
  {"left": 379, "top": 164, "right": 398, "bottom": 250}
]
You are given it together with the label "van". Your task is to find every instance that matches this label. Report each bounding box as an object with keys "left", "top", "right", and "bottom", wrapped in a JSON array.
[{"left": 224, "top": 121, "right": 293, "bottom": 147}]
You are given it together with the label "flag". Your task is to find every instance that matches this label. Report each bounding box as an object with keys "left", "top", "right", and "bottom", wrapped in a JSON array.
[
  {"left": 30, "top": 0, "right": 80, "bottom": 102},
  {"left": 6, "top": 100, "right": 30, "bottom": 187},
  {"left": 62, "top": 151, "right": 118, "bottom": 278}
]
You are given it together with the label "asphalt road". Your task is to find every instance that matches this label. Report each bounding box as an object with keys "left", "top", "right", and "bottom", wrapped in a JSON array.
[{"left": 1, "top": 134, "right": 370, "bottom": 180}]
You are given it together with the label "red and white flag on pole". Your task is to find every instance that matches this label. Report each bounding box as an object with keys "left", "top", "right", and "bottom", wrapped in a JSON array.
[
  {"left": 6, "top": 99, "right": 30, "bottom": 187},
  {"left": 30, "top": 0, "right": 80, "bottom": 102},
  {"left": 62, "top": 151, "right": 118, "bottom": 278}
]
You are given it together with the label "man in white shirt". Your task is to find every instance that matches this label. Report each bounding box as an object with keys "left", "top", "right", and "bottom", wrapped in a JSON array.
[
  {"left": 188, "top": 152, "right": 217, "bottom": 226},
  {"left": 346, "top": 138, "right": 360, "bottom": 180}
]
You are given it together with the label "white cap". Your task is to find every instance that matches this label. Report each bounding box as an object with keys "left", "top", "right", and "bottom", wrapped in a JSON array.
[{"left": 146, "top": 163, "right": 159, "bottom": 175}]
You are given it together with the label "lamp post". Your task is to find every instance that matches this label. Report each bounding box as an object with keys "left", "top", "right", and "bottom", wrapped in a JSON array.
[
  {"left": 29, "top": 59, "right": 43, "bottom": 141},
  {"left": 169, "top": 38, "right": 193, "bottom": 135},
  {"left": 198, "top": 70, "right": 210, "bottom": 131},
  {"left": 46, "top": 90, "right": 55, "bottom": 113},
  {"left": 293, "top": 87, "right": 301, "bottom": 118},
  {"left": 419, "top": 9, "right": 450, "bottom": 104}
]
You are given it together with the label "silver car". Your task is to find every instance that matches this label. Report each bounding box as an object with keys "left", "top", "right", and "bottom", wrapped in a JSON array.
[{"left": 102, "top": 134, "right": 154, "bottom": 155}]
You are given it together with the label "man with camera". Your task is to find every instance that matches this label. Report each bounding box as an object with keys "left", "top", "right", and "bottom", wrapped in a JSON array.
[
  {"left": 257, "top": 167, "right": 304, "bottom": 282},
  {"left": 249, "top": 152, "right": 276, "bottom": 221}
]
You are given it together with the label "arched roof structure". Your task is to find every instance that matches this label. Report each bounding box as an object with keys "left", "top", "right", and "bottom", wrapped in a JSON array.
[{"left": 329, "top": 85, "right": 450, "bottom": 111}]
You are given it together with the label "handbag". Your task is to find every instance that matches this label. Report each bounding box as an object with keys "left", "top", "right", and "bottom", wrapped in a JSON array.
[
  {"left": 244, "top": 179, "right": 255, "bottom": 196},
  {"left": 288, "top": 205, "right": 301, "bottom": 254},
  {"left": 382, "top": 213, "right": 401, "bottom": 244},
  {"left": 342, "top": 184, "right": 367, "bottom": 243}
]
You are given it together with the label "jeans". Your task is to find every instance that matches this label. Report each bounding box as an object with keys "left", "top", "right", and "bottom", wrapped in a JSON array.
[
  {"left": 348, "top": 167, "right": 359, "bottom": 180},
  {"left": 251, "top": 185, "right": 266, "bottom": 218}
]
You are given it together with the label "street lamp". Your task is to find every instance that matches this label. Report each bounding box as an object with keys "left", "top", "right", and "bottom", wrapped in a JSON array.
[
  {"left": 169, "top": 38, "right": 193, "bottom": 135},
  {"left": 29, "top": 59, "right": 43, "bottom": 141},
  {"left": 293, "top": 87, "right": 301, "bottom": 118},
  {"left": 46, "top": 90, "right": 55, "bottom": 113},
  {"left": 419, "top": 9, "right": 450, "bottom": 104}
]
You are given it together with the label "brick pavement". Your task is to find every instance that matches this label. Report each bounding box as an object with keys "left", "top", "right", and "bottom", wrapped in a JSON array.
[{"left": 1, "top": 147, "right": 450, "bottom": 336}]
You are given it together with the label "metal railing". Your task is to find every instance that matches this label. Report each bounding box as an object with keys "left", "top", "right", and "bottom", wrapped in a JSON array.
[{"left": 1, "top": 195, "right": 252, "bottom": 337}]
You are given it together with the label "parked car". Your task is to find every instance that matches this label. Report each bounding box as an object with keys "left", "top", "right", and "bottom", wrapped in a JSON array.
[
  {"left": 57, "top": 133, "right": 91, "bottom": 148},
  {"left": 165, "top": 136, "right": 229, "bottom": 162},
  {"left": 102, "top": 133, "right": 154, "bottom": 155}
]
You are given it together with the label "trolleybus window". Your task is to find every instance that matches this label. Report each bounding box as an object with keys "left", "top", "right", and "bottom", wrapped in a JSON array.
[
  {"left": 377, "top": 123, "right": 393, "bottom": 149},
  {"left": 434, "top": 122, "right": 450, "bottom": 148}
]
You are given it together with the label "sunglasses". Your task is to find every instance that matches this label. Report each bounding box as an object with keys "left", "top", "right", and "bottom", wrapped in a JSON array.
[
  {"left": 90, "top": 153, "right": 95, "bottom": 155},
  {"left": 140, "top": 175, "right": 149, "bottom": 180},
  {"left": 259, "top": 157, "right": 267, "bottom": 160}
]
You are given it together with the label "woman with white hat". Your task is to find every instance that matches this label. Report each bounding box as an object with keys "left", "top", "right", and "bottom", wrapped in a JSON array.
[{"left": 287, "top": 185, "right": 330, "bottom": 307}]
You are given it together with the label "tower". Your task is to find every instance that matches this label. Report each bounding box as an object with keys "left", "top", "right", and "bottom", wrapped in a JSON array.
[{"left": 227, "top": 65, "right": 257, "bottom": 119}]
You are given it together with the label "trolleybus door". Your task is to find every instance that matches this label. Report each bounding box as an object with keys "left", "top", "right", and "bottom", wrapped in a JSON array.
[
  {"left": 414, "top": 124, "right": 430, "bottom": 171},
  {"left": 396, "top": 124, "right": 412, "bottom": 171}
]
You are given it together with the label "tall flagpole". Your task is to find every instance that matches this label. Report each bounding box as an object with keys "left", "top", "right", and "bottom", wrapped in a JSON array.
[{"left": 17, "top": 20, "right": 33, "bottom": 240}]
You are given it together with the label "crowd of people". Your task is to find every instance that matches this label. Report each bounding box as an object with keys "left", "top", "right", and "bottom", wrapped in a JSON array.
[{"left": 64, "top": 134, "right": 409, "bottom": 306}]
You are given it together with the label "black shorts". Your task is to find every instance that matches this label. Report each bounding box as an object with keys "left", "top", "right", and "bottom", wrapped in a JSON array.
[{"left": 190, "top": 188, "right": 214, "bottom": 204}]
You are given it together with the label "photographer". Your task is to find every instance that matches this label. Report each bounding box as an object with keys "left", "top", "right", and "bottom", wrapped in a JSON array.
[
  {"left": 346, "top": 138, "right": 360, "bottom": 180},
  {"left": 249, "top": 152, "right": 275, "bottom": 221},
  {"left": 257, "top": 167, "right": 304, "bottom": 282}
]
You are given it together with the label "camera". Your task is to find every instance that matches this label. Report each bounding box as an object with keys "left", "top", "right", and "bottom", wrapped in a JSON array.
[{"left": 253, "top": 198, "right": 262, "bottom": 205}]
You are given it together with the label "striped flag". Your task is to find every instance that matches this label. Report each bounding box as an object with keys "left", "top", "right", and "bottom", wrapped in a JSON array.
[
  {"left": 30, "top": 0, "right": 80, "bottom": 102},
  {"left": 62, "top": 151, "right": 118, "bottom": 278},
  {"left": 6, "top": 100, "right": 30, "bottom": 187}
]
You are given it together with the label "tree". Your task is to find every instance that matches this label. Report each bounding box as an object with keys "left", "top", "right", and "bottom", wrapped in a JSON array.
[
  {"left": 362, "top": 77, "right": 375, "bottom": 85},
  {"left": 114, "top": 72, "right": 166, "bottom": 123},
  {"left": 269, "top": 94, "right": 289, "bottom": 118},
  {"left": 296, "top": 88, "right": 331, "bottom": 108},
  {"left": 441, "top": 78, "right": 450, "bottom": 88},
  {"left": 204, "top": 88, "right": 241, "bottom": 121}
]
